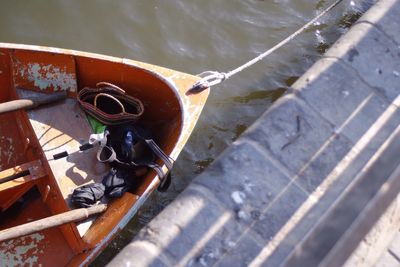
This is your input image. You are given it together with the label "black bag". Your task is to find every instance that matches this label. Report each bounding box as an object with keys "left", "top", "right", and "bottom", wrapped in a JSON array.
[
  {"left": 97, "top": 124, "right": 173, "bottom": 191},
  {"left": 71, "top": 183, "right": 105, "bottom": 208},
  {"left": 102, "top": 168, "right": 133, "bottom": 198}
]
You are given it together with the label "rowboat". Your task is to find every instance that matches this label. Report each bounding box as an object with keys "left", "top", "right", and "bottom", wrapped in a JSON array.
[{"left": 0, "top": 42, "right": 209, "bottom": 266}]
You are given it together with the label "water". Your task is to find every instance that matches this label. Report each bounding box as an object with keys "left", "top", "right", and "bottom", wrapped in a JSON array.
[{"left": 0, "top": 0, "right": 373, "bottom": 264}]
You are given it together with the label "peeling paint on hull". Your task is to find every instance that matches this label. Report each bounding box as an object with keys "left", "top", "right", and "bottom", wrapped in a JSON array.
[
  {"left": 16, "top": 63, "right": 76, "bottom": 91},
  {"left": 0, "top": 233, "right": 45, "bottom": 267},
  {"left": 0, "top": 136, "right": 15, "bottom": 171}
]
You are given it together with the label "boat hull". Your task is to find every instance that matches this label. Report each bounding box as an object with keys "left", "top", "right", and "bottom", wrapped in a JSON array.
[{"left": 0, "top": 43, "right": 208, "bottom": 266}]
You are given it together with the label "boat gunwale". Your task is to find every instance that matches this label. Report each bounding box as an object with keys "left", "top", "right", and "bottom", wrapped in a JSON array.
[
  {"left": 0, "top": 42, "right": 209, "bottom": 266},
  {"left": 0, "top": 42, "right": 197, "bottom": 162}
]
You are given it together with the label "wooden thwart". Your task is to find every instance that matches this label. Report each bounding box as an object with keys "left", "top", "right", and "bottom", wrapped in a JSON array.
[{"left": 0, "top": 204, "right": 107, "bottom": 242}]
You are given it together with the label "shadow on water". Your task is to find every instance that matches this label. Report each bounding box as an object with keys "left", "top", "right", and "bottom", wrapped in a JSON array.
[{"left": 230, "top": 87, "right": 287, "bottom": 104}]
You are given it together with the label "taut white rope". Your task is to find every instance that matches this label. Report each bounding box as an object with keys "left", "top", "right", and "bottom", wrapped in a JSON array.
[{"left": 186, "top": 0, "right": 344, "bottom": 95}]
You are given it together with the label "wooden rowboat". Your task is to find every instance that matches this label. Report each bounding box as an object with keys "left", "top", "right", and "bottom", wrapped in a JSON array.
[{"left": 0, "top": 42, "right": 209, "bottom": 266}]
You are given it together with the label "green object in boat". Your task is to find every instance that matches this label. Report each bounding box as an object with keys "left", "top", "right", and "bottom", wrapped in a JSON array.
[{"left": 87, "top": 115, "right": 106, "bottom": 134}]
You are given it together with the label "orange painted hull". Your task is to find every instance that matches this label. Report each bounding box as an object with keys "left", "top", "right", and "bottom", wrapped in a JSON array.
[{"left": 0, "top": 43, "right": 208, "bottom": 266}]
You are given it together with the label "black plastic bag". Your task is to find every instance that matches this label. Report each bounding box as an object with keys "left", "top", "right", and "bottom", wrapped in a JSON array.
[
  {"left": 102, "top": 168, "right": 133, "bottom": 198},
  {"left": 71, "top": 183, "right": 105, "bottom": 208}
]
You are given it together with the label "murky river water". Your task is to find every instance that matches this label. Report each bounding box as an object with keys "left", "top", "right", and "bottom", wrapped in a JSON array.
[{"left": 0, "top": 0, "right": 374, "bottom": 264}]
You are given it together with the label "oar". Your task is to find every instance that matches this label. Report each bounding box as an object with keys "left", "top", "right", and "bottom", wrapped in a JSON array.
[
  {"left": 0, "top": 204, "right": 107, "bottom": 242},
  {"left": 0, "top": 90, "right": 67, "bottom": 115}
]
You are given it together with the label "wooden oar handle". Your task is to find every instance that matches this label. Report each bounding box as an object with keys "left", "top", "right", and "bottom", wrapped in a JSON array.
[
  {"left": 0, "top": 91, "right": 67, "bottom": 115},
  {"left": 0, "top": 99, "right": 35, "bottom": 114},
  {"left": 0, "top": 204, "right": 107, "bottom": 242}
]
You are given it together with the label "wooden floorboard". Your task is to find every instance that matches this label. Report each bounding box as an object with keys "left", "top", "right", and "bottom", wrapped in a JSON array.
[{"left": 18, "top": 89, "right": 109, "bottom": 209}]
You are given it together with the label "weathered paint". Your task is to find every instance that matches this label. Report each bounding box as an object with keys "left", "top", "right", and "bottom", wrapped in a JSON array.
[
  {"left": 0, "top": 136, "right": 14, "bottom": 170},
  {"left": 16, "top": 63, "right": 76, "bottom": 91},
  {"left": 0, "top": 233, "right": 45, "bottom": 267}
]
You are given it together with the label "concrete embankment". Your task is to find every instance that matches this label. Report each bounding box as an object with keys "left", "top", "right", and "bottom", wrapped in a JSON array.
[{"left": 109, "top": 0, "right": 400, "bottom": 266}]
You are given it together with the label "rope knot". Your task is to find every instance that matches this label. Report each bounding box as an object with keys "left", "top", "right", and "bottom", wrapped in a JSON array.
[{"left": 186, "top": 71, "right": 228, "bottom": 95}]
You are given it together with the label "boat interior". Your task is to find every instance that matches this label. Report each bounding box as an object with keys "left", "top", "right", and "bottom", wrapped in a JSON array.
[{"left": 0, "top": 47, "right": 183, "bottom": 265}]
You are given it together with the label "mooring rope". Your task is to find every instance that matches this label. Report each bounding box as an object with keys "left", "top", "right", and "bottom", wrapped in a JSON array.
[{"left": 186, "top": 0, "right": 344, "bottom": 95}]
